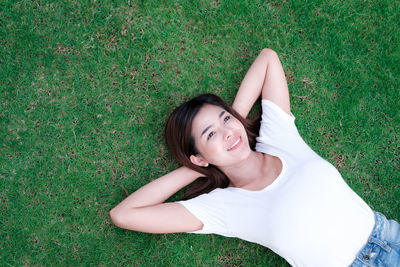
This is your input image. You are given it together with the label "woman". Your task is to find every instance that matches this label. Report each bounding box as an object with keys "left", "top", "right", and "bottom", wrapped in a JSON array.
[{"left": 110, "top": 49, "right": 399, "bottom": 266}]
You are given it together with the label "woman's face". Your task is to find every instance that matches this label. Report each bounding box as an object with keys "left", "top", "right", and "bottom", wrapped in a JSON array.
[{"left": 190, "top": 104, "right": 251, "bottom": 168}]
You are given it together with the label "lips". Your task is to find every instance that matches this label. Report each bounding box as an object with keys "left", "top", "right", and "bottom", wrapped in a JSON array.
[{"left": 227, "top": 136, "right": 242, "bottom": 151}]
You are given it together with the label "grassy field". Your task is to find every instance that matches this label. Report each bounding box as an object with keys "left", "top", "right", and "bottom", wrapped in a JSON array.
[{"left": 1, "top": 0, "right": 399, "bottom": 266}]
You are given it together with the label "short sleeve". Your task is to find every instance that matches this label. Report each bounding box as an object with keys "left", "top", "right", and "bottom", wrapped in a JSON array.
[
  {"left": 255, "top": 99, "right": 299, "bottom": 150},
  {"left": 177, "top": 189, "right": 228, "bottom": 235}
]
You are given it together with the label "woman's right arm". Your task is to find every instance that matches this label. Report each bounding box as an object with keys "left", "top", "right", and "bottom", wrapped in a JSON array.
[{"left": 109, "top": 166, "right": 203, "bottom": 233}]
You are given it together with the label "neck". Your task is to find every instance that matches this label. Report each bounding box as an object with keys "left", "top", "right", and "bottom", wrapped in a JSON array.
[{"left": 219, "top": 151, "right": 265, "bottom": 188}]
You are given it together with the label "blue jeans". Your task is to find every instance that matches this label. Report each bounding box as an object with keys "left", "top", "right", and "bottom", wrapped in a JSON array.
[{"left": 350, "top": 211, "right": 400, "bottom": 267}]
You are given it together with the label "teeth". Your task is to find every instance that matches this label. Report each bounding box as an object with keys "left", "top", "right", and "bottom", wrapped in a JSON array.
[{"left": 228, "top": 137, "right": 240, "bottom": 151}]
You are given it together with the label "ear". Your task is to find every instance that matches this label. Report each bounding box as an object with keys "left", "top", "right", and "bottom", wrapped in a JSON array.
[{"left": 190, "top": 154, "right": 209, "bottom": 167}]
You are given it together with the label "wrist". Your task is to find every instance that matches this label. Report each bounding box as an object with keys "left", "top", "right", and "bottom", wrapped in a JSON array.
[{"left": 180, "top": 166, "right": 202, "bottom": 183}]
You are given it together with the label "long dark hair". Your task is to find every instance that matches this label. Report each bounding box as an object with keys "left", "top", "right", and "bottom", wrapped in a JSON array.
[{"left": 164, "top": 94, "right": 260, "bottom": 200}]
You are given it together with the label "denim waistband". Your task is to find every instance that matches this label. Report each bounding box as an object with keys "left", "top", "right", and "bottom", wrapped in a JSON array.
[
  {"left": 351, "top": 211, "right": 391, "bottom": 266},
  {"left": 371, "top": 212, "right": 387, "bottom": 240}
]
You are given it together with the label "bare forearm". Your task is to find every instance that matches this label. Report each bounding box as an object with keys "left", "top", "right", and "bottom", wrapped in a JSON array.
[
  {"left": 232, "top": 48, "right": 278, "bottom": 118},
  {"left": 112, "top": 166, "right": 201, "bottom": 210},
  {"left": 109, "top": 166, "right": 204, "bottom": 233}
]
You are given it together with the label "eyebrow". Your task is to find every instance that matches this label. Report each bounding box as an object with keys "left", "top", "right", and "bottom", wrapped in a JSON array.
[
  {"left": 200, "top": 111, "right": 226, "bottom": 138},
  {"left": 201, "top": 125, "right": 212, "bottom": 137}
]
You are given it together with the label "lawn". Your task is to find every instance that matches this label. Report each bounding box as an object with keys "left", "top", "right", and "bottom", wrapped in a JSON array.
[{"left": 1, "top": 0, "right": 399, "bottom": 266}]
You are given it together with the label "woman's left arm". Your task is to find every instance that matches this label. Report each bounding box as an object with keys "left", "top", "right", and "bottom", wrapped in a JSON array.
[{"left": 232, "top": 48, "right": 291, "bottom": 117}]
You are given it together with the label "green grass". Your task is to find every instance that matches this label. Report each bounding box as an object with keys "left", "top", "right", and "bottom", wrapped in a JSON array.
[{"left": 1, "top": 0, "right": 399, "bottom": 266}]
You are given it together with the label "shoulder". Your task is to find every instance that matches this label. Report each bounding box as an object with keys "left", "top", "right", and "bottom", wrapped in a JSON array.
[
  {"left": 260, "top": 99, "right": 296, "bottom": 126},
  {"left": 181, "top": 188, "right": 229, "bottom": 204},
  {"left": 256, "top": 99, "right": 300, "bottom": 150},
  {"left": 178, "top": 188, "right": 235, "bottom": 215},
  {"left": 177, "top": 188, "right": 232, "bottom": 234}
]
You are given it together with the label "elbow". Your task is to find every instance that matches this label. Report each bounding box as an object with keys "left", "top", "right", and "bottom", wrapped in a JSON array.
[
  {"left": 261, "top": 48, "right": 278, "bottom": 57},
  {"left": 109, "top": 207, "right": 126, "bottom": 229},
  {"left": 260, "top": 48, "right": 280, "bottom": 64},
  {"left": 109, "top": 206, "right": 141, "bottom": 231}
]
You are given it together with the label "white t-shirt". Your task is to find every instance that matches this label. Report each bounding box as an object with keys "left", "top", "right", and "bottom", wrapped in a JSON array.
[{"left": 178, "top": 99, "right": 374, "bottom": 267}]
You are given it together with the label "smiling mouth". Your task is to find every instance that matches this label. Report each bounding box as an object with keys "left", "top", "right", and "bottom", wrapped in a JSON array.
[{"left": 227, "top": 137, "right": 242, "bottom": 151}]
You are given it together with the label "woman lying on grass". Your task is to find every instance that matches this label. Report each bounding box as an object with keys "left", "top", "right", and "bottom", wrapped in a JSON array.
[{"left": 110, "top": 49, "right": 400, "bottom": 267}]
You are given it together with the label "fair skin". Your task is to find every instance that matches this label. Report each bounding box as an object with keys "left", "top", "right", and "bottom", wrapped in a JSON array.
[{"left": 110, "top": 48, "right": 291, "bottom": 233}]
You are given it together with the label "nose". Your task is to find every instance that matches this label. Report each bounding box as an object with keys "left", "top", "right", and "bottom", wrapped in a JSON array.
[{"left": 224, "top": 127, "right": 233, "bottom": 140}]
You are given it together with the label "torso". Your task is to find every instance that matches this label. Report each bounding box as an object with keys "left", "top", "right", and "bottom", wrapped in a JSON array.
[{"left": 179, "top": 99, "right": 375, "bottom": 267}]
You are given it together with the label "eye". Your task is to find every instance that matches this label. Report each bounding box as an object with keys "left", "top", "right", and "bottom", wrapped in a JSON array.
[
  {"left": 224, "top": 115, "right": 231, "bottom": 123},
  {"left": 207, "top": 131, "right": 215, "bottom": 140}
]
